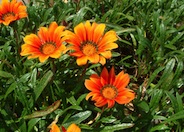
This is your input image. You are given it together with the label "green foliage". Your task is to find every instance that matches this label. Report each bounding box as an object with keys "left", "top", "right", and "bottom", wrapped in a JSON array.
[{"left": 0, "top": 0, "right": 184, "bottom": 131}]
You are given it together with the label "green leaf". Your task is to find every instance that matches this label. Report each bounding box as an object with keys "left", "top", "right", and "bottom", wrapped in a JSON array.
[
  {"left": 137, "top": 101, "right": 150, "bottom": 113},
  {"left": 34, "top": 70, "right": 53, "bottom": 101},
  {"left": 43, "top": 8, "right": 53, "bottom": 21},
  {"left": 112, "top": 52, "right": 121, "bottom": 57},
  {"left": 150, "top": 124, "right": 169, "bottom": 132},
  {"left": 0, "top": 70, "right": 13, "bottom": 78},
  {"left": 58, "top": 105, "right": 83, "bottom": 117},
  {"left": 28, "top": 118, "right": 41, "bottom": 132},
  {"left": 73, "top": 7, "right": 95, "bottom": 26},
  {"left": 147, "top": 66, "right": 164, "bottom": 88},
  {"left": 63, "top": 111, "right": 92, "bottom": 128},
  {"left": 0, "top": 109, "right": 18, "bottom": 130},
  {"left": 100, "top": 116, "right": 117, "bottom": 123},
  {"left": 4, "top": 82, "right": 16, "bottom": 100},
  {"left": 100, "top": 123, "right": 134, "bottom": 132},
  {"left": 155, "top": 58, "right": 175, "bottom": 90},
  {"left": 176, "top": 92, "right": 183, "bottom": 112},
  {"left": 162, "top": 110, "right": 184, "bottom": 123},
  {"left": 149, "top": 89, "right": 163, "bottom": 111}
]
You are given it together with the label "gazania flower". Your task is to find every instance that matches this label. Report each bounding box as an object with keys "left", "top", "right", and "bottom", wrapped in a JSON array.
[
  {"left": 0, "top": 0, "right": 27, "bottom": 26},
  {"left": 20, "top": 22, "right": 67, "bottom": 63},
  {"left": 85, "top": 67, "right": 135, "bottom": 108},
  {"left": 49, "top": 122, "right": 81, "bottom": 132},
  {"left": 66, "top": 20, "right": 118, "bottom": 66}
]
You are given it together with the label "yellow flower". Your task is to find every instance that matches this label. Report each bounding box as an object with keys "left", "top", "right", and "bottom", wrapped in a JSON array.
[
  {"left": 0, "top": 0, "right": 27, "bottom": 25},
  {"left": 85, "top": 67, "right": 135, "bottom": 108},
  {"left": 66, "top": 20, "right": 118, "bottom": 66},
  {"left": 20, "top": 22, "right": 67, "bottom": 63}
]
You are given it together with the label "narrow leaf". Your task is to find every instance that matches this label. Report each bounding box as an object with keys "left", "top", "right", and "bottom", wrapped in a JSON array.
[{"left": 34, "top": 70, "right": 53, "bottom": 101}]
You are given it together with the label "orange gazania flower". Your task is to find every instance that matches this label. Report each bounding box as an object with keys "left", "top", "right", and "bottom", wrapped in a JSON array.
[
  {"left": 49, "top": 122, "right": 81, "bottom": 132},
  {"left": 66, "top": 20, "right": 118, "bottom": 66},
  {"left": 85, "top": 67, "right": 135, "bottom": 108},
  {"left": 0, "top": 0, "right": 27, "bottom": 25},
  {"left": 20, "top": 22, "right": 67, "bottom": 63}
]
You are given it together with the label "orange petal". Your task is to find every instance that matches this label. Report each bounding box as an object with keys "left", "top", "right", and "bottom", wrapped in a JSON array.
[
  {"left": 88, "top": 54, "right": 100, "bottom": 64},
  {"left": 66, "top": 33, "right": 81, "bottom": 46},
  {"left": 49, "top": 123, "right": 60, "bottom": 132},
  {"left": 38, "top": 55, "right": 49, "bottom": 63},
  {"left": 89, "top": 74, "right": 102, "bottom": 87},
  {"left": 98, "top": 30, "right": 118, "bottom": 48},
  {"left": 107, "top": 100, "right": 115, "bottom": 108},
  {"left": 38, "top": 27, "right": 48, "bottom": 43},
  {"left": 74, "top": 22, "right": 86, "bottom": 42},
  {"left": 67, "top": 123, "right": 81, "bottom": 132},
  {"left": 93, "top": 23, "right": 105, "bottom": 43},
  {"left": 95, "top": 100, "right": 107, "bottom": 107},
  {"left": 101, "top": 43, "right": 118, "bottom": 51},
  {"left": 114, "top": 72, "right": 130, "bottom": 90},
  {"left": 70, "top": 51, "right": 83, "bottom": 57},
  {"left": 48, "top": 22, "right": 58, "bottom": 41},
  {"left": 23, "top": 34, "right": 41, "bottom": 47},
  {"left": 85, "top": 20, "right": 92, "bottom": 40},
  {"left": 100, "top": 51, "right": 112, "bottom": 59},
  {"left": 99, "top": 56, "right": 106, "bottom": 65},
  {"left": 50, "top": 50, "right": 62, "bottom": 59},
  {"left": 109, "top": 67, "right": 115, "bottom": 85},
  {"left": 76, "top": 56, "right": 88, "bottom": 66},
  {"left": 86, "top": 92, "right": 96, "bottom": 100},
  {"left": 115, "top": 89, "right": 135, "bottom": 104},
  {"left": 100, "top": 67, "right": 109, "bottom": 84},
  {"left": 85, "top": 80, "right": 100, "bottom": 92}
]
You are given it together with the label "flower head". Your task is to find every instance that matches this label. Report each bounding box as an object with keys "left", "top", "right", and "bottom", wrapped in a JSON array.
[
  {"left": 20, "top": 22, "right": 67, "bottom": 63},
  {"left": 66, "top": 20, "right": 118, "bottom": 66},
  {"left": 85, "top": 67, "right": 135, "bottom": 108},
  {"left": 0, "top": 0, "right": 27, "bottom": 25}
]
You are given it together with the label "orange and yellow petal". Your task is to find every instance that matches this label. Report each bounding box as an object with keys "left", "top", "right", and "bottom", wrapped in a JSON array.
[
  {"left": 98, "top": 31, "right": 118, "bottom": 48},
  {"left": 93, "top": 23, "right": 105, "bottom": 43},
  {"left": 49, "top": 123, "right": 60, "bottom": 132},
  {"left": 74, "top": 22, "right": 86, "bottom": 42},
  {"left": 67, "top": 123, "right": 81, "bottom": 132},
  {"left": 23, "top": 34, "right": 41, "bottom": 47},
  {"left": 76, "top": 56, "right": 88, "bottom": 66},
  {"left": 99, "top": 56, "right": 106, "bottom": 65},
  {"left": 100, "top": 51, "right": 112, "bottom": 59},
  {"left": 109, "top": 67, "right": 116, "bottom": 85},
  {"left": 87, "top": 54, "right": 100, "bottom": 64},
  {"left": 100, "top": 67, "right": 109, "bottom": 84},
  {"left": 114, "top": 72, "right": 130, "bottom": 90},
  {"left": 115, "top": 89, "right": 135, "bottom": 104},
  {"left": 107, "top": 100, "right": 115, "bottom": 108},
  {"left": 85, "top": 80, "right": 101, "bottom": 92}
]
